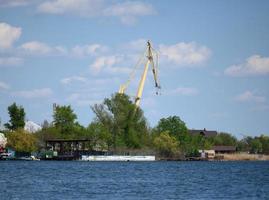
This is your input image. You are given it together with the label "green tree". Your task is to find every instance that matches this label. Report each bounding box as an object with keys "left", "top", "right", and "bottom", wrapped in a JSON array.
[
  {"left": 42, "top": 120, "right": 50, "bottom": 129},
  {"left": 87, "top": 122, "right": 113, "bottom": 150},
  {"left": 53, "top": 105, "right": 77, "bottom": 134},
  {"left": 213, "top": 132, "right": 237, "bottom": 146},
  {"left": 153, "top": 131, "right": 180, "bottom": 158},
  {"left": 184, "top": 134, "right": 213, "bottom": 157},
  {"left": 4, "top": 103, "right": 25, "bottom": 130},
  {"left": 154, "top": 116, "right": 189, "bottom": 153},
  {"left": 6, "top": 129, "right": 37, "bottom": 153},
  {"left": 155, "top": 116, "right": 188, "bottom": 140},
  {"left": 236, "top": 139, "right": 249, "bottom": 152},
  {"left": 259, "top": 135, "right": 269, "bottom": 154},
  {"left": 250, "top": 138, "right": 262, "bottom": 154},
  {"left": 92, "top": 93, "right": 149, "bottom": 149}
]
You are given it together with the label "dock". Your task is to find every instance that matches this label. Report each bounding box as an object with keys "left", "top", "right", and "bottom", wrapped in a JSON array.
[{"left": 81, "top": 155, "right": 155, "bottom": 161}]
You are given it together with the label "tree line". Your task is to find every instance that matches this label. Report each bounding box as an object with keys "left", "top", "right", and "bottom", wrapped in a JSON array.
[{"left": 1, "top": 93, "right": 269, "bottom": 158}]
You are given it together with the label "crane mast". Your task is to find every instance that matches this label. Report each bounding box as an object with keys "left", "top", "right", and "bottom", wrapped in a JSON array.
[{"left": 119, "top": 40, "right": 160, "bottom": 107}]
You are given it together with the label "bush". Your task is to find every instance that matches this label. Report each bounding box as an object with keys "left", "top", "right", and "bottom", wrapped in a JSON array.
[
  {"left": 153, "top": 131, "right": 180, "bottom": 158},
  {"left": 6, "top": 129, "right": 37, "bottom": 153}
]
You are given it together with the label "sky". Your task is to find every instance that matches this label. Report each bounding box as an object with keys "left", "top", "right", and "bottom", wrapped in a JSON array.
[{"left": 0, "top": 0, "right": 269, "bottom": 138}]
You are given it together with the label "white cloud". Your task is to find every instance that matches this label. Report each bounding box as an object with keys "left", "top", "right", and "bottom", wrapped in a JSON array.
[
  {"left": 235, "top": 91, "right": 266, "bottom": 103},
  {"left": 19, "top": 41, "right": 105, "bottom": 57},
  {"left": 61, "top": 76, "right": 87, "bottom": 84},
  {"left": 13, "top": 88, "right": 53, "bottom": 98},
  {"left": 104, "top": 1, "right": 156, "bottom": 25},
  {"left": 19, "top": 41, "right": 67, "bottom": 56},
  {"left": 166, "top": 87, "right": 199, "bottom": 96},
  {"left": 37, "top": 0, "right": 104, "bottom": 16},
  {"left": 71, "top": 44, "right": 107, "bottom": 57},
  {"left": 90, "top": 55, "right": 123, "bottom": 74},
  {"left": 88, "top": 40, "right": 211, "bottom": 76},
  {"left": 0, "top": 81, "right": 10, "bottom": 90},
  {"left": 0, "top": 22, "right": 21, "bottom": 49},
  {"left": 66, "top": 92, "right": 102, "bottom": 106},
  {"left": 0, "top": 57, "right": 23, "bottom": 66},
  {"left": 0, "top": 0, "right": 34, "bottom": 7},
  {"left": 225, "top": 55, "right": 269, "bottom": 77},
  {"left": 37, "top": 0, "right": 156, "bottom": 25},
  {"left": 159, "top": 42, "right": 211, "bottom": 66}
]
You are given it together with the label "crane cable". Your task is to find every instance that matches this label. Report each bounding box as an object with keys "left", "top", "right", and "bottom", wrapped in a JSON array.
[
  {"left": 150, "top": 46, "right": 161, "bottom": 95},
  {"left": 120, "top": 47, "right": 147, "bottom": 93}
]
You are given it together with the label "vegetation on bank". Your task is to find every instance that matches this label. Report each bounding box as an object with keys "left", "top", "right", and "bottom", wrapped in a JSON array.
[{"left": 1, "top": 93, "right": 269, "bottom": 158}]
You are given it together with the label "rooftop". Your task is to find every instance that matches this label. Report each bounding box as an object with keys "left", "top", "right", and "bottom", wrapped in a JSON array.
[{"left": 188, "top": 129, "right": 217, "bottom": 138}]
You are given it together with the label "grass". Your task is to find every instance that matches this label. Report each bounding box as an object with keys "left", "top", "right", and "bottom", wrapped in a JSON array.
[{"left": 220, "top": 153, "right": 269, "bottom": 161}]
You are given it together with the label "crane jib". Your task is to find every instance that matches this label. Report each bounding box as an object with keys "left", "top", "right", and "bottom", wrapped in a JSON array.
[{"left": 118, "top": 40, "right": 161, "bottom": 107}]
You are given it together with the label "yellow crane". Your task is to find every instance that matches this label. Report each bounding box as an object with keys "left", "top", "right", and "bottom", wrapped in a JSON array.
[{"left": 118, "top": 40, "right": 161, "bottom": 107}]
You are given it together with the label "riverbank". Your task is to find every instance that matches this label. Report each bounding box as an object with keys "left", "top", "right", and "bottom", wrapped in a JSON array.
[{"left": 220, "top": 153, "right": 269, "bottom": 161}]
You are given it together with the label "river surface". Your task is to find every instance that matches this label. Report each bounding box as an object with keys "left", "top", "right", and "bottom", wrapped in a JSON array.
[{"left": 0, "top": 161, "right": 269, "bottom": 199}]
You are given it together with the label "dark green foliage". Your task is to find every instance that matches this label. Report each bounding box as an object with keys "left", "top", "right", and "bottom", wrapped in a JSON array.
[
  {"left": 184, "top": 134, "right": 213, "bottom": 157},
  {"left": 236, "top": 135, "right": 269, "bottom": 154},
  {"left": 42, "top": 120, "right": 50, "bottom": 129},
  {"left": 258, "top": 135, "right": 269, "bottom": 154},
  {"left": 236, "top": 137, "right": 251, "bottom": 152},
  {"left": 5, "top": 99, "right": 269, "bottom": 158},
  {"left": 53, "top": 105, "right": 77, "bottom": 134},
  {"left": 250, "top": 138, "right": 263, "bottom": 154},
  {"left": 92, "top": 93, "right": 149, "bottom": 149},
  {"left": 155, "top": 116, "right": 188, "bottom": 139},
  {"left": 154, "top": 115, "right": 191, "bottom": 154},
  {"left": 213, "top": 132, "right": 237, "bottom": 146},
  {"left": 4, "top": 103, "right": 25, "bottom": 130},
  {"left": 87, "top": 122, "right": 113, "bottom": 150}
]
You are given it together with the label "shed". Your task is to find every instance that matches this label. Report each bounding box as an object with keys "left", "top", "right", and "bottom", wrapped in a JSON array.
[{"left": 213, "top": 146, "right": 236, "bottom": 154}]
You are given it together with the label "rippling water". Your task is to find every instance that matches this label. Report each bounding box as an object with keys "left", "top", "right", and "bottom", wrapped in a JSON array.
[{"left": 1, "top": 161, "right": 269, "bottom": 199}]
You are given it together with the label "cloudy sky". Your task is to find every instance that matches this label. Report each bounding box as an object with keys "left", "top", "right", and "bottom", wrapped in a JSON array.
[{"left": 0, "top": 0, "right": 269, "bottom": 137}]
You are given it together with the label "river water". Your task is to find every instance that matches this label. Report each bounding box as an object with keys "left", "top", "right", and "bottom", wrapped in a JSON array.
[{"left": 0, "top": 161, "right": 269, "bottom": 199}]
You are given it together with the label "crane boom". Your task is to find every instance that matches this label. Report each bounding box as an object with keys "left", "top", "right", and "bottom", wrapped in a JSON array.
[
  {"left": 135, "top": 59, "right": 150, "bottom": 106},
  {"left": 119, "top": 40, "right": 160, "bottom": 107}
]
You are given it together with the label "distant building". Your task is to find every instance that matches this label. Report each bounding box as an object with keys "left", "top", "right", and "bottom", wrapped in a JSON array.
[
  {"left": 189, "top": 129, "right": 237, "bottom": 154},
  {"left": 213, "top": 146, "right": 236, "bottom": 154},
  {"left": 199, "top": 150, "right": 215, "bottom": 160},
  {"left": 188, "top": 128, "right": 217, "bottom": 138}
]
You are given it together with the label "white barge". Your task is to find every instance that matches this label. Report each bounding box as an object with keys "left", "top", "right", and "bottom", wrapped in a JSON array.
[{"left": 81, "top": 155, "right": 155, "bottom": 161}]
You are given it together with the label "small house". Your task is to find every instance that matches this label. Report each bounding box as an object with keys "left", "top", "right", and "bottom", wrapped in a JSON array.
[{"left": 213, "top": 146, "right": 236, "bottom": 154}]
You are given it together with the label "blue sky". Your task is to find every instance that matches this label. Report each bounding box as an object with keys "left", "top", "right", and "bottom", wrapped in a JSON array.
[{"left": 0, "top": 0, "right": 269, "bottom": 137}]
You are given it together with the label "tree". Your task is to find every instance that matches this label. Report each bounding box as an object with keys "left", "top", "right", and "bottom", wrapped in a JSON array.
[
  {"left": 213, "top": 132, "right": 237, "bottom": 146},
  {"left": 87, "top": 122, "right": 113, "bottom": 150},
  {"left": 92, "top": 93, "right": 149, "bottom": 149},
  {"left": 42, "top": 120, "right": 50, "bottom": 129},
  {"left": 250, "top": 138, "right": 262, "bottom": 154},
  {"left": 6, "top": 129, "right": 37, "bottom": 153},
  {"left": 183, "top": 134, "right": 213, "bottom": 157},
  {"left": 154, "top": 115, "right": 188, "bottom": 147},
  {"left": 258, "top": 135, "right": 269, "bottom": 154},
  {"left": 53, "top": 105, "right": 77, "bottom": 134},
  {"left": 4, "top": 103, "right": 25, "bottom": 130},
  {"left": 153, "top": 131, "right": 180, "bottom": 158}
]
